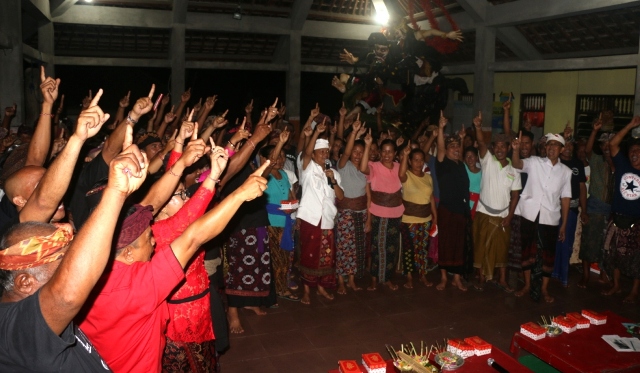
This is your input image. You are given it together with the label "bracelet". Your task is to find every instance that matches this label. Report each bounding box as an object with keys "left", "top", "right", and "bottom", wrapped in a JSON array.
[
  {"left": 175, "top": 139, "right": 184, "bottom": 145},
  {"left": 168, "top": 166, "right": 182, "bottom": 177},
  {"left": 208, "top": 175, "right": 220, "bottom": 183},
  {"left": 247, "top": 139, "right": 256, "bottom": 150},
  {"left": 40, "top": 113, "right": 54, "bottom": 118},
  {"left": 227, "top": 141, "right": 236, "bottom": 148},
  {"left": 126, "top": 113, "right": 138, "bottom": 124}
]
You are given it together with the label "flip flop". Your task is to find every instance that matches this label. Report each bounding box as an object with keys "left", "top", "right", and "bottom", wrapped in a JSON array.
[{"left": 278, "top": 293, "right": 300, "bottom": 302}]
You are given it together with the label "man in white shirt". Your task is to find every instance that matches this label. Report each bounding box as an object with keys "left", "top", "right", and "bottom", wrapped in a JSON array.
[
  {"left": 472, "top": 114, "right": 521, "bottom": 292},
  {"left": 511, "top": 132, "right": 572, "bottom": 303}
]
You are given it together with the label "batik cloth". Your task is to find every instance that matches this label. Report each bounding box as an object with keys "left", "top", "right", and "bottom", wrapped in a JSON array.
[
  {"left": 224, "top": 227, "right": 271, "bottom": 297},
  {"left": 335, "top": 209, "right": 367, "bottom": 277},
  {"left": 267, "top": 226, "right": 291, "bottom": 295},
  {"left": 162, "top": 337, "right": 217, "bottom": 373},
  {"left": 370, "top": 215, "right": 401, "bottom": 282},
  {"left": 400, "top": 221, "right": 431, "bottom": 275},
  {"left": 298, "top": 219, "right": 336, "bottom": 288},
  {"left": 603, "top": 220, "right": 640, "bottom": 279}
]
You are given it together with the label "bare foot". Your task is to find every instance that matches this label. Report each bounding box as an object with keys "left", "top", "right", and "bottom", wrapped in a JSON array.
[
  {"left": 385, "top": 281, "right": 398, "bottom": 291},
  {"left": 300, "top": 294, "right": 310, "bottom": 305},
  {"left": 347, "top": 282, "right": 363, "bottom": 291},
  {"left": 497, "top": 281, "right": 514, "bottom": 293},
  {"left": 229, "top": 318, "right": 244, "bottom": 334},
  {"left": 623, "top": 293, "right": 638, "bottom": 304},
  {"left": 244, "top": 306, "right": 267, "bottom": 316},
  {"left": 403, "top": 281, "right": 413, "bottom": 289},
  {"left": 514, "top": 287, "right": 529, "bottom": 297},
  {"left": 367, "top": 279, "right": 378, "bottom": 291},
  {"left": 453, "top": 279, "right": 468, "bottom": 292},
  {"left": 577, "top": 278, "right": 588, "bottom": 289},
  {"left": 542, "top": 292, "right": 554, "bottom": 303},
  {"left": 436, "top": 279, "right": 447, "bottom": 291},
  {"left": 337, "top": 284, "right": 347, "bottom": 295},
  {"left": 317, "top": 287, "right": 335, "bottom": 300},
  {"left": 601, "top": 286, "right": 621, "bottom": 296},
  {"left": 331, "top": 76, "right": 346, "bottom": 93},
  {"left": 420, "top": 276, "right": 433, "bottom": 287}
]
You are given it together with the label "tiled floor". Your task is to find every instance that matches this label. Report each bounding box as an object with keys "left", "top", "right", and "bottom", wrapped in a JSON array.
[{"left": 220, "top": 269, "right": 640, "bottom": 373}]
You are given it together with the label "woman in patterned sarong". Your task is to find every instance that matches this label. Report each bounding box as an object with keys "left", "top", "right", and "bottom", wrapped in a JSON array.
[
  {"left": 360, "top": 133, "right": 404, "bottom": 291},
  {"left": 336, "top": 120, "right": 368, "bottom": 294},
  {"left": 399, "top": 146, "right": 437, "bottom": 288}
]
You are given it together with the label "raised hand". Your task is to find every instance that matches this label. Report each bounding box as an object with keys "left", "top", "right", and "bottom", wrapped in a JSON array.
[
  {"left": 161, "top": 93, "right": 171, "bottom": 106},
  {"left": 396, "top": 136, "right": 405, "bottom": 148},
  {"left": 162, "top": 129, "right": 178, "bottom": 155},
  {"left": 316, "top": 117, "right": 328, "bottom": 134},
  {"left": 82, "top": 90, "right": 92, "bottom": 109},
  {"left": 252, "top": 122, "right": 273, "bottom": 142},
  {"left": 131, "top": 84, "right": 155, "bottom": 117},
  {"left": 4, "top": 103, "right": 16, "bottom": 118},
  {"left": 182, "top": 137, "right": 209, "bottom": 168},
  {"left": 376, "top": 102, "right": 384, "bottom": 115},
  {"left": 119, "top": 91, "right": 131, "bottom": 108},
  {"left": 446, "top": 30, "right": 464, "bottom": 42},
  {"left": 303, "top": 123, "right": 313, "bottom": 138},
  {"left": 266, "top": 98, "right": 279, "bottom": 122},
  {"left": 209, "top": 138, "right": 229, "bottom": 181},
  {"left": 237, "top": 160, "right": 269, "bottom": 201},
  {"left": 213, "top": 109, "right": 229, "bottom": 129},
  {"left": 164, "top": 105, "right": 177, "bottom": 123},
  {"left": 204, "top": 95, "right": 217, "bottom": 111},
  {"left": 364, "top": 128, "right": 373, "bottom": 146},
  {"left": 502, "top": 100, "right": 511, "bottom": 111},
  {"left": 178, "top": 109, "right": 196, "bottom": 141},
  {"left": 512, "top": 131, "right": 522, "bottom": 151},
  {"left": 339, "top": 102, "right": 347, "bottom": 117},
  {"left": 50, "top": 130, "right": 67, "bottom": 158},
  {"left": 278, "top": 103, "right": 286, "bottom": 118},
  {"left": 339, "top": 49, "right": 358, "bottom": 64},
  {"left": 56, "top": 94, "right": 65, "bottom": 114},
  {"left": 193, "top": 98, "right": 203, "bottom": 114},
  {"left": 356, "top": 122, "right": 367, "bottom": 138},
  {"left": 279, "top": 128, "right": 290, "bottom": 144},
  {"left": 75, "top": 89, "right": 110, "bottom": 141},
  {"left": 230, "top": 119, "right": 250, "bottom": 144},
  {"left": 593, "top": 113, "right": 603, "bottom": 131},
  {"left": 181, "top": 88, "right": 191, "bottom": 103},
  {"left": 310, "top": 102, "right": 320, "bottom": 118},
  {"left": 439, "top": 110, "right": 448, "bottom": 129},
  {"left": 473, "top": 111, "right": 482, "bottom": 128},
  {"left": 108, "top": 127, "right": 148, "bottom": 195},
  {"left": 402, "top": 140, "right": 411, "bottom": 158},
  {"left": 245, "top": 99, "right": 254, "bottom": 114},
  {"left": 630, "top": 115, "right": 640, "bottom": 128},
  {"left": 39, "top": 66, "right": 60, "bottom": 105},
  {"left": 330, "top": 122, "right": 337, "bottom": 135},
  {"left": 563, "top": 121, "right": 573, "bottom": 140},
  {"left": 352, "top": 117, "right": 362, "bottom": 134}
]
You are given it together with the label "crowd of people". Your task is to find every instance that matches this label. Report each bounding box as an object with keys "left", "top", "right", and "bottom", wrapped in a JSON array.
[{"left": 0, "top": 67, "right": 639, "bottom": 372}]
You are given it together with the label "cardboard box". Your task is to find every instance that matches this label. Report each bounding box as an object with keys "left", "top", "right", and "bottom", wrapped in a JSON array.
[
  {"left": 566, "top": 312, "right": 590, "bottom": 329},
  {"left": 361, "top": 353, "right": 386, "bottom": 373},
  {"left": 464, "top": 336, "right": 492, "bottom": 356},
  {"left": 521, "top": 322, "right": 546, "bottom": 340},
  {"left": 582, "top": 310, "right": 607, "bottom": 325}
]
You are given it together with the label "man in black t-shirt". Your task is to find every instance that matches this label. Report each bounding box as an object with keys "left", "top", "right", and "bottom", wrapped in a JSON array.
[{"left": 0, "top": 92, "right": 150, "bottom": 372}]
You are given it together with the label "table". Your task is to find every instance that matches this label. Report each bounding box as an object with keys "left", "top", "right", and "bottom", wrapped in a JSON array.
[
  {"left": 510, "top": 311, "right": 640, "bottom": 373},
  {"left": 328, "top": 345, "right": 530, "bottom": 372}
]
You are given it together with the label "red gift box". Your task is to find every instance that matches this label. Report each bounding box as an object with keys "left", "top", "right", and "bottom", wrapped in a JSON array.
[
  {"left": 464, "top": 336, "right": 492, "bottom": 356},
  {"left": 361, "top": 353, "right": 386, "bottom": 373},
  {"left": 339, "top": 360, "right": 363, "bottom": 373},
  {"left": 566, "top": 312, "right": 590, "bottom": 329},
  {"left": 520, "top": 322, "right": 546, "bottom": 340},
  {"left": 447, "top": 339, "right": 474, "bottom": 359},
  {"left": 582, "top": 309, "right": 607, "bottom": 325},
  {"left": 552, "top": 316, "right": 577, "bottom": 333}
]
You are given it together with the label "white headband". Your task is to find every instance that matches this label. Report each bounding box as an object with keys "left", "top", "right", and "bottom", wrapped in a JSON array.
[{"left": 314, "top": 139, "right": 330, "bottom": 150}]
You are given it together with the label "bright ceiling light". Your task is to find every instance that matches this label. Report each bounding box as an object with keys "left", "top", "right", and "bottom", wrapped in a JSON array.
[{"left": 372, "top": 0, "right": 389, "bottom": 25}]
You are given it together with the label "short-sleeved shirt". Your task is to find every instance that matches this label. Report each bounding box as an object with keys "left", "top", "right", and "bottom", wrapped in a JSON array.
[
  {"left": 78, "top": 247, "right": 185, "bottom": 373},
  {"left": 337, "top": 160, "right": 367, "bottom": 199},
  {"left": 476, "top": 154, "right": 522, "bottom": 218},
  {"left": 367, "top": 161, "right": 404, "bottom": 218},
  {"left": 265, "top": 170, "right": 292, "bottom": 228},
  {"left": 0, "top": 290, "right": 111, "bottom": 372},
  {"left": 401, "top": 171, "right": 433, "bottom": 224},
  {"left": 435, "top": 157, "right": 470, "bottom": 215},
  {"left": 70, "top": 155, "right": 109, "bottom": 231},
  {"left": 560, "top": 158, "right": 587, "bottom": 205},
  {"left": 611, "top": 152, "right": 640, "bottom": 217},
  {"left": 514, "top": 156, "right": 572, "bottom": 225}
]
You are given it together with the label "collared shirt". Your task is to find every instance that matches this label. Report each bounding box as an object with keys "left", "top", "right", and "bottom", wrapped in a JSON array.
[
  {"left": 297, "top": 159, "right": 342, "bottom": 229},
  {"left": 476, "top": 154, "right": 522, "bottom": 218},
  {"left": 514, "top": 156, "right": 572, "bottom": 225}
]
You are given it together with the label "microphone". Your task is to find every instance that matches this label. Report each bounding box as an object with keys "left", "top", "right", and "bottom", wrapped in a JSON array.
[
  {"left": 324, "top": 159, "right": 333, "bottom": 187},
  {"left": 487, "top": 358, "right": 509, "bottom": 373}
]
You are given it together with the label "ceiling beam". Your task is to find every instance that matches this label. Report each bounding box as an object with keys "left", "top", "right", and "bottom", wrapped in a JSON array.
[
  {"left": 486, "top": 0, "right": 640, "bottom": 27},
  {"left": 291, "top": 0, "right": 313, "bottom": 30},
  {"left": 54, "top": 56, "right": 170, "bottom": 67},
  {"left": 53, "top": 5, "right": 172, "bottom": 28},
  {"left": 186, "top": 60, "right": 287, "bottom": 71},
  {"left": 495, "top": 27, "right": 542, "bottom": 60},
  {"left": 543, "top": 47, "right": 638, "bottom": 60},
  {"left": 490, "top": 54, "right": 639, "bottom": 72},
  {"left": 50, "top": 0, "right": 77, "bottom": 18},
  {"left": 21, "top": 0, "right": 51, "bottom": 24},
  {"left": 22, "top": 43, "right": 54, "bottom": 64}
]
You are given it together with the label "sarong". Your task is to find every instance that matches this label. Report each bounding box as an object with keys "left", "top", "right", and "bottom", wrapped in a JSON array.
[
  {"left": 267, "top": 226, "right": 290, "bottom": 295},
  {"left": 437, "top": 205, "right": 469, "bottom": 274},
  {"left": 401, "top": 222, "right": 431, "bottom": 275},
  {"left": 579, "top": 213, "right": 608, "bottom": 263},
  {"left": 603, "top": 220, "right": 640, "bottom": 279},
  {"left": 472, "top": 212, "right": 509, "bottom": 281},
  {"left": 370, "top": 215, "right": 401, "bottom": 282},
  {"left": 162, "top": 338, "right": 217, "bottom": 373},
  {"left": 519, "top": 217, "right": 558, "bottom": 273},
  {"left": 553, "top": 209, "right": 578, "bottom": 286},
  {"left": 224, "top": 227, "right": 271, "bottom": 297},
  {"left": 298, "top": 219, "right": 337, "bottom": 288},
  {"left": 336, "top": 209, "right": 367, "bottom": 277}
]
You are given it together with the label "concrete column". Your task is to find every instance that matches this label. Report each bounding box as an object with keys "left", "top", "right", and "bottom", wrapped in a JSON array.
[
  {"left": 38, "top": 22, "right": 55, "bottom": 77},
  {"left": 286, "top": 31, "right": 301, "bottom": 120},
  {"left": 170, "top": 0, "right": 187, "bottom": 103},
  {"left": 473, "top": 25, "right": 496, "bottom": 129},
  {"left": 0, "top": 0, "right": 25, "bottom": 127}
]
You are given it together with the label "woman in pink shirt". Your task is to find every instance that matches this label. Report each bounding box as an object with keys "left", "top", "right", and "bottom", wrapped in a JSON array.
[{"left": 360, "top": 131, "right": 404, "bottom": 290}]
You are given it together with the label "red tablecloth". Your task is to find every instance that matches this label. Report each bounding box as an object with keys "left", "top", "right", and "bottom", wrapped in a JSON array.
[
  {"left": 510, "top": 311, "right": 640, "bottom": 373},
  {"left": 328, "top": 345, "right": 529, "bottom": 372}
]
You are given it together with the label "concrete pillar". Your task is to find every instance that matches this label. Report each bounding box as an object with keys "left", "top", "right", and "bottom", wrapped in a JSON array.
[
  {"left": 473, "top": 25, "right": 496, "bottom": 129},
  {"left": 170, "top": 0, "right": 187, "bottom": 104},
  {"left": 38, "top": 22, "right": 55, "bottom": 77},
  {"left": 0, "top": 0, "right": 25, "bottom": 127},
  {"left": 286, "top": 31, "right": 301, "bottom": 120}
]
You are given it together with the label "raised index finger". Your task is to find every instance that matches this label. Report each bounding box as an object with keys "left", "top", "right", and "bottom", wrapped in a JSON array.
[
  {"left": 40, "top": 66, "right": 46, "bottom": 83},
  {"left": 253, "top": 160, "right": 270, "bottom": 176},
  {"left": 191, "top": 123, "right": 199, "bottom": 141},
  {"left": 271, "top": 97, "right": 278, "bottom": 108},
  {"left": 148, "top": 84, "right": 155, "bottom": 99},
  {"left": 90, "top": 88, "right": 103, "bottom": 107},
  {"left": 187, "top": 108, "right": 194, "bottom": 122}
]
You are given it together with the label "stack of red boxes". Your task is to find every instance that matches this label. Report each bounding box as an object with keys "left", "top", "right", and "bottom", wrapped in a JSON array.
[
  {"left": 464, "top": 336, "right": 492, "bottom": 356},
  {"left": 361, "top": 353, "right": 386, "bottom": 373},
  {"left": 338, "top": 360, "right": 363, "bottom": 373},
  {"left": 446, "top": 339, "right": 475, "bottom": 359},
  {"left": 566, "top": 312, "right": 590, "bottom": 329},
  {"left": 520, "top": 322, "right": 546, "bottom": 340},
  {"left": 582, "top": 310, "right": 607, "bottom": 325},
  {"left": 552, "top": 316, "right": 577, "bottom": 334}
]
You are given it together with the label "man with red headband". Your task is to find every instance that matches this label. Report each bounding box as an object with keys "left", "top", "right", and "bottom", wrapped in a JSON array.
[{"left": 0, "top": 91, "right": 149, "bottom": 371}]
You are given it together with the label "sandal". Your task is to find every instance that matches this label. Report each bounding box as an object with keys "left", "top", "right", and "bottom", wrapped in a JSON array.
[{"left": 278, "top": 293, "right": 300, "bottom": 302}]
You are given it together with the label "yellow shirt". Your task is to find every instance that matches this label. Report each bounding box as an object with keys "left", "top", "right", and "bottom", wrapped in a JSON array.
[{"left": 401, "top": 171, "right": 433, "bottom": 224}]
